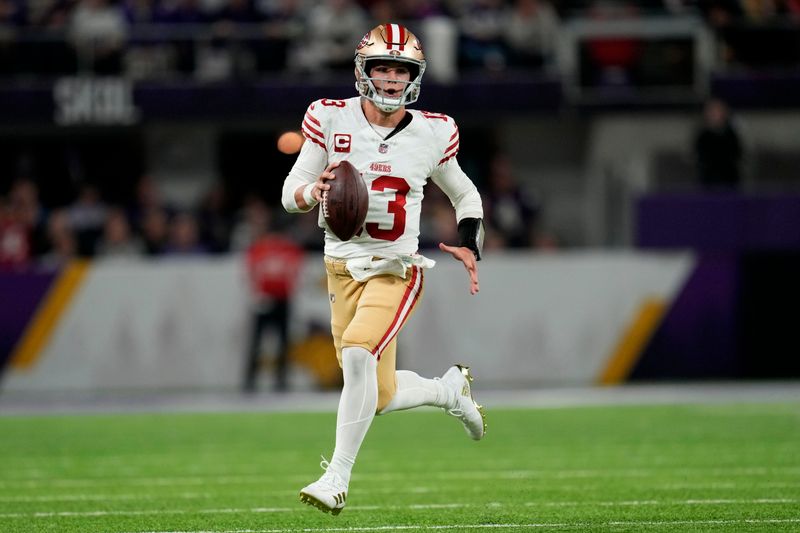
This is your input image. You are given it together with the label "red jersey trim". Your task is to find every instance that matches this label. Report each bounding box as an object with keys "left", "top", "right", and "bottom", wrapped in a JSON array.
[
  {"left": 372, "top": 266, "right": 422, "bottom": 358},
  {"left": 305, "top": 112, "right": 322, "bottom": 128},
  {"left": 438, "top": 150, "right": 459, "bottom": 165},
  {"left": 301, "top": 128, "right": 327, "bottom": 151}
]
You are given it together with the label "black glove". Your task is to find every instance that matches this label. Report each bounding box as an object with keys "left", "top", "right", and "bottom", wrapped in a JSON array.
[{"left": 457, "top": 218, "right": 484, "bottom": 261}]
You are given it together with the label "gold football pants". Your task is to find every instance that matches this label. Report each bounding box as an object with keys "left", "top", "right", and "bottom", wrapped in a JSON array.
[{"left": 324, "top": 257, "right": 424, "bottom": 411}]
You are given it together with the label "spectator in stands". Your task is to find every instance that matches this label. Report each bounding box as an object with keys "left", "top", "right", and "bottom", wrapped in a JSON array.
[
  {"left": 698, "top": 0, "right": 743, "bottom": 64},
  {"left": 458, "top": 0, "right": 508, "bottom": 71},
  {"left": 140, "top": 206, "right": 169, "bottom": 255},
  {"left": 123, "top": 0, "right": 174, "bottom": 78},
  {"left": 0, "top": 196, "right": 30, "bottom": 269},
  {"left": 156, "top": 0, "right": 207, "bottom": 23},
  {"left": 123, "top": 0, "right": 159, "bottom": 23},
  {"left": 154, "top": 0, "right": 208, "bottom": 74},
  {"left": 95, "top": 207, "right": 144, "bottom": 258},
  {"left": 739, "top": 0, "right": 778, "bottom": 22},
  {"left": 0, "top": 0, "right": 25, "bottom": 75},
  {"left": 241, "top": 197, "right": 304, "bottom": 392},
  {"left": 130, "top": 174, "right": 169, "bottom": 225},
  {"left": 503, "top": 0, "right": 559, "bottom": 69},
  {"left": 229, "top": 193, "right": 267, "bottom": 251},
  {"left": 582, "top": 1, "right": 644, "bottom": 88},
  {"left": 197, "top": 182, "right": 232, "bottom": 253},
  {"left": 256, "top": 0, "right": 305, "bottom": 72},
  {"left": 0, "top": 0, "right": 26, "bottom": 26},
  {"left": 362, "top": 0, "right": 398, "bottom": 22},
  {"left": 693, "top": 97, "right": 744, "bottom": 190},
  {"left": 400, "top": 0, "right": 449, "bottom": 20},
  {"left": 485, "top": 154, "right": 542, "bottom": 248},
  {"left": 164, "top": 210, "right": 207, "bottom": 255},
  {"left": 291, "top": 0, "right": 367, "bottom": 72},
  {"left": 40, "top": 208, "right": 78, "bottom": 268},
  {"left": 201, "top": 0, "right": 265, "bottom": 78},
  {"left": 68, "top": 0, "right": 129, "bottom": 74},
  {"left": 39, "top": 0, "right": 81, "bottom": 28},
  {"left": 213, "top": 0, "right": 260, "bottom": 23},
  {"left": 67, "top": 183, "right": 107, "bottom": 257},
  {"left": 7, "top": 178, "right": 48, "bottom": 258}
]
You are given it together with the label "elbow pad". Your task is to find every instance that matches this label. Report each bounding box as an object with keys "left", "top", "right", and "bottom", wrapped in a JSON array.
[{"left": 457, "top": 217, "right": 485, "bottom": 261}]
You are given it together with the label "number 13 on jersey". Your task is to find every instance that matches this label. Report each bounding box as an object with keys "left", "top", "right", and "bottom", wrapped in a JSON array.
[{"left": 365, "top": 175, "right": 410, "bottom": 242}]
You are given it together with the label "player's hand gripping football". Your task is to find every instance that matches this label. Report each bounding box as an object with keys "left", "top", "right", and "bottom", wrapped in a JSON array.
[
  {"left": 438, "top": 243, "right": 479, "bottom": 295},
  {"left": 296, "top": 161, "right": 340, "bottom": 208},
  {"left": 312, "top": 161, "right": 341, "bottom": 202}
]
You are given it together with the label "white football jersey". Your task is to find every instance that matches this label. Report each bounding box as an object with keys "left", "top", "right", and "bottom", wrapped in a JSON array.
[{"left": 283, "top": 96, "right": 482, "bottom": 259}]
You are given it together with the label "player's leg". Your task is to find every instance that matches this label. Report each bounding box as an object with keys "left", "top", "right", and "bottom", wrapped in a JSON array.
[
  {"left": 351, "top": 266, "right": 424, "bottom": 412},
  {"left": 272, "top": 300, "right": 290, "bottom": 391},
  {"left": 299, "top": 258, "right": 362, "bottom": 515},
  {"left": 243, "top": 309, "right": 267, "bottom": 392},
  {"left": 300, "top": 261, "right": 423, "bottom": 513},
  {"left": 376, "top": 336, "right": 452, "bottom": 412},
  {"left": 325, "top": 268, "right": 423, "bottom": 479},
  {"left": 377, "top": 356, "right": 486, "bottom": 440},
  {"left": 364, "top": 271, "right": 485, "bottom": 440},
  {"left": 367, "top": 271, "right": 455, "bottom": 415}
]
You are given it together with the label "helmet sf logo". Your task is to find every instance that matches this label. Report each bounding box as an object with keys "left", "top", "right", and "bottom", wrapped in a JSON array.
[{"left": 357, "top": 32, "right": 371, "bottom": 50}]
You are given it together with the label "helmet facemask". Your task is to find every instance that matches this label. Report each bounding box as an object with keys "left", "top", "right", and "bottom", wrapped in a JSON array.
[{"left": 355, "top": 55, "right": 426, "bottom": 113}]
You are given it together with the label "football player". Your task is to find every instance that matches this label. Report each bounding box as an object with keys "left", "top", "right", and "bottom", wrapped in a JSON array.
[{"left": 282, "top": 23, "right": 486, "bottom": 516}]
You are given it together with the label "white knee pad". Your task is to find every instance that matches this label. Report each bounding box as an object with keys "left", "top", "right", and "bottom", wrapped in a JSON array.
[{"left": 341, "top": 346, "right": 376, "bottom": 385}]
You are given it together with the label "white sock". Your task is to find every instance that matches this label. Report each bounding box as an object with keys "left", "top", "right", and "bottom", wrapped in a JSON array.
[
  {"left": 328, "top": 346, "right": 377, "bottom": 485},
  {"left": 379, "top": 370, "right": 455, "bottom": 414}
]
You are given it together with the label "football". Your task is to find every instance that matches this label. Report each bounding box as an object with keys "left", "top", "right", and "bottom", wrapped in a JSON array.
[{"left": 322, "top": 160, "right": 369, "bottom": 241}]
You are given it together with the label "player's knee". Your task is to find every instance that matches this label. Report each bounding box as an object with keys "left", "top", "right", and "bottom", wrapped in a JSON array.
[
  {"left": 341, "top": 346, "right": 373, "bottom": 380},
  {"left": 341, "top": 325, "right": 375, "bottom": 354}
]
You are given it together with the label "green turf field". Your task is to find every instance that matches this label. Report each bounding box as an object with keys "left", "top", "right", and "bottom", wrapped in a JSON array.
[{"left": 1, "top": 402, "right": 799, "bottom": 532}]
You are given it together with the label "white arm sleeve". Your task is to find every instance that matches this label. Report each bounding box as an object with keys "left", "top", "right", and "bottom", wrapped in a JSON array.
[
  {"left": 431, "top": 158, "right": 483, "bottom": 221},
  {"left": 281, "top": 139, "right": 328, "bottom": 213}
]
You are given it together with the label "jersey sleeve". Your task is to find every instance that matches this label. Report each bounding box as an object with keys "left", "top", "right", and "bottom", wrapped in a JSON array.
[
  {"left": 427, "top": 114, "right": 482, "bottom": 220},
  {"left": 301, "top": 100, "right": 328, "bottom": 152},
  {"left": 436, "top": 114, "right": 460, "bottom": 166},
  {"left": 431, "top": 157, "right": 483, "bottom": 222},
  {"left": 282, "top": 100, "right": 329, "bottom": 213}
]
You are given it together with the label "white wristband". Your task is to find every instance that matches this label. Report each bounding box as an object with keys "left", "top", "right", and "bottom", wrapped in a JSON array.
[{"left": 303, "top": 183, "right": 319, "bottom": 207}]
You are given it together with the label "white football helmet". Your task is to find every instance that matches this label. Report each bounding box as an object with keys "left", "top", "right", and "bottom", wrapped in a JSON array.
[{"left": 354, "top": 23, "right": 426, "bottom": 113}]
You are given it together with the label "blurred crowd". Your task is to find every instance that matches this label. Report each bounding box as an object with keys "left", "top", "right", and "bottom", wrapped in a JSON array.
[
  {"left": 0, "top": 0, "right": 799, "bottom": 79},
  {"left": 0, "top": 152, "right": 554, "bottom": 269}
]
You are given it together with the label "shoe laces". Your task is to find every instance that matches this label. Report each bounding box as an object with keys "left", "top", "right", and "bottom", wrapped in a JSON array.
[
  {"left": 319, "top": 455, "right": 331, "bottom": 471},
  {"left": 447, "top": 407, "right": 465, "bottom": 418},
  {"left": 316, "top": 455, "right": 345, "bottom": 490}
]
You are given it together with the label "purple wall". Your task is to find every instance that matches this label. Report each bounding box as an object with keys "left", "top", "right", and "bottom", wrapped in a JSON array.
[
  {"left": 0, "top": 269, "right": 58, "bottom": 377},
  {"left": 634, "top": 193, "right": 800, "bottom": 379}
]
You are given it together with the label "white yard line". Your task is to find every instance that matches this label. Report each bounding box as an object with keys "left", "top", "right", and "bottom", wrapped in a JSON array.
[
  {"left": 0, "top": 486, "right": 435, "bottom": 503},
  {"left": 0, "top": 498, "right": 797, "bottom": 519},
  {"left": 2, "top": 466, "right": 798, "bottom": 489},
  {"left": 120, "top": 518, "right": 800, "bottom": 533},
  {"left": 0, "top": 492, "right": 212, "bottom": 502},
  {"left": 3, "top": 481, "right": 798, "bottom": 503}
]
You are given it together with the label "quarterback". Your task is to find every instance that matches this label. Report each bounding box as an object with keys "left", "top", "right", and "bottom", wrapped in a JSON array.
[{"left": 282, "top": 23, "right": 486, "bottom": 516}]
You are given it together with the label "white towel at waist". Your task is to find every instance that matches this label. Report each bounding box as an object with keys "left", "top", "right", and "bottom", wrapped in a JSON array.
[{"left": 345, "top": 254, "right": 436, "bottom": 282}]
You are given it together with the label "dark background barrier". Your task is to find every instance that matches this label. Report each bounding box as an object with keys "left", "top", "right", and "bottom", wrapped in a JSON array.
[{"left": 634, "top": 194, "right": 800, "bottom": 379}]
